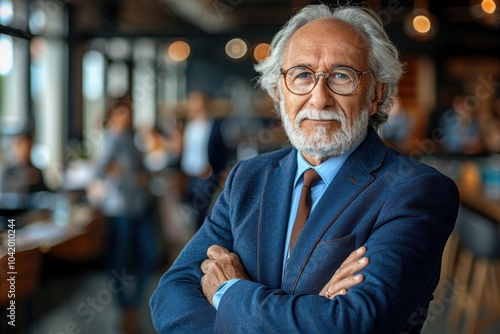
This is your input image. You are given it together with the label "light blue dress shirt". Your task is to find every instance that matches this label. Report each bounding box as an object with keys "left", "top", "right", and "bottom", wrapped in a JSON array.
[{"left": 213, "top": 135, "right": 365, "bottom": 309}]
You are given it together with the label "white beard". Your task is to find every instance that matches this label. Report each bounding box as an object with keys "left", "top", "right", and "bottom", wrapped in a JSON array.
[{"left": 279, "top": 97, "right": 370, "bottom": 160}]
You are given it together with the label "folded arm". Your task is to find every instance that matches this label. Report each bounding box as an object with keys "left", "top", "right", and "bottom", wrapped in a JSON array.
[
  {"left": 200, "top": 245, "right": 369, "bottom": 306},
  {"left": 149, "top": 217, "right": 366, "bottom": 333}
]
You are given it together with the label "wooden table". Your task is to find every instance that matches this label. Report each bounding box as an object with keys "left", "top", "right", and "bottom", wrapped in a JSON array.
[
  {"left": 0, "top": 204, "right": 105, "bottom": 258},
  {"left": 0, "top": 204, "right": 107, "bottom": 306}
]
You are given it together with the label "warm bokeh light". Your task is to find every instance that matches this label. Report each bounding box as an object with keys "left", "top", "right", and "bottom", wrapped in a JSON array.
[
  {"left": 481, "top": 0, "right": 497, "bottom": 14},
  {"left": 225, "top": 38, "right": 248, "bottom": 60},
  {"left": 413, "top": 15, "right": 431, "bottom": 34},
  {"left": 252, "top": 42, "right": 270, "bottom": 62},
  {"left": 167, "top": 40, "right": 191, "bottom": 62}
]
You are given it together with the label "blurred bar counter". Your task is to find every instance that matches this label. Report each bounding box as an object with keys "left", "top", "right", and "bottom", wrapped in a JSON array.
[
  {"left": 0, "top": 204, "right": 106, "bottom": 259},
  {"left": 456, "top": 162, "right": 500, "bottom": 223}
]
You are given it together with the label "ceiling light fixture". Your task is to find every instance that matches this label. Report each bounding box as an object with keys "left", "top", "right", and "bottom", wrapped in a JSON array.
[
  {"left": 404, "top": 0, "right": 438, "bottom": 41},
  {"left": 481, "top": 0, "right": 497, "bottom": 14},
  {"left": 167, "top": 40, "right": 191, "bottom": 62},
  {"left": 225, "top": 38, "right": 248, "bottom": 60},
  {"left": 252, "top": 43, "right": 270, "bottom": 62}
]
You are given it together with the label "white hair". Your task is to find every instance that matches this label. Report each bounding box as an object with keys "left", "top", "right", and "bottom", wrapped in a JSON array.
[{"left": 254, "top": 3, "right": 404, "bottom": 129}]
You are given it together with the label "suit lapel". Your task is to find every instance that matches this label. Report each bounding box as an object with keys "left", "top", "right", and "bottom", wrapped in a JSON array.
[
  {"left": 282, "top": 128, "right": 388, "bottom": 292},
  {"left": 257, "top": 149, "right": 297, "bottom": 288}
]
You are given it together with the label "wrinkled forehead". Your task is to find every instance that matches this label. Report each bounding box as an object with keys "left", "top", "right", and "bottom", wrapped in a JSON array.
[{"left": 283, "top": 18, "right": 370, "bottom": 68}]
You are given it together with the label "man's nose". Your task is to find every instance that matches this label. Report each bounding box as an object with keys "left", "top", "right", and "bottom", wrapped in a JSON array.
[{"left": 309, "top": 76, "right": 335, "bottom": 110}]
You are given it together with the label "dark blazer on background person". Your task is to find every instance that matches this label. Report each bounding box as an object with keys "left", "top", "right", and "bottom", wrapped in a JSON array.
[
  {"left": 207, "top": 117, "right": 230, "bottom": 178},
  {"left": 150, "top": 127, "right": 459, "bottom": 333}
]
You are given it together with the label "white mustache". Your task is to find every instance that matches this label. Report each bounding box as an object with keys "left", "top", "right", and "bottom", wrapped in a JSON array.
[{"left": 295, "top": 108, "right": 345, "bottom": 125}]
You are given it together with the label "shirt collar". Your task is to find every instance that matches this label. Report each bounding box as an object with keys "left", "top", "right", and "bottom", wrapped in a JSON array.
[{"left": 294, "top": 131, "right": 366, "bottom": 187}]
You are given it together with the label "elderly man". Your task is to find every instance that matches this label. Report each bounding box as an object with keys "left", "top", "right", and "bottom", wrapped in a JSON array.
[{"left": 150, "top": 4, "right": 459, "bottom": 333}]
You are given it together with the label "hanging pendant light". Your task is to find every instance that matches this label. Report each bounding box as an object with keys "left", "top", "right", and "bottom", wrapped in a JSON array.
[{"left": 404, "top": 0, "right": 438, "bottom": 41}]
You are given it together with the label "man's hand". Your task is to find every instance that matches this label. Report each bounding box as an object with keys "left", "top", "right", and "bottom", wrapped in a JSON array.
[
  {"left": 319, "top": 246, "right": 369, "bottom": 299},
  {"left": 200, "top": 245, "right": 250, "bottom": 306}
]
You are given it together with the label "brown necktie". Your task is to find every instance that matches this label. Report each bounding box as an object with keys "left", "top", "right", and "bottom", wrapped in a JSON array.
[{"left": 289, "top": 168, "right": 321, "bottom": 254}]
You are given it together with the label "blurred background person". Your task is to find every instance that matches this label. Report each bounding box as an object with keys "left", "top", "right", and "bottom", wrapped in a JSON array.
[
  {"left": 180, "top": 90, "right": 229, "bottom": 230},
  {"left": 379, "top": 96, "right": 414, "bottom": 153},
  {"left": 427, "top": 86, "right": 457, "bottom": 148},
  {"left": 482, "top": 96, "right": 500, "bottom": 153},
  {"left": 140, "top": 126, "right": 182, "bottom": 174},
  {"left": 439, "top": 94, "right": 486, "bottom": 155},
  {"left": 87, "top": 96, "right": 158, "bottom": 334},
  {"left": 0, "top": 133, "right": 49, "bottom": 218}
]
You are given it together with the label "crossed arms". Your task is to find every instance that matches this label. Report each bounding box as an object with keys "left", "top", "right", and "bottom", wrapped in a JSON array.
[{"left": 200, "top": 244, "right": 368, "bottom": 305}]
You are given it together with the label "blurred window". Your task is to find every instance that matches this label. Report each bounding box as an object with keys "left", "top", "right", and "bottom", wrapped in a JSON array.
[
  {"left": 0, "top": 34, "right": 28, "bottom": 136},
  {"left": 107, "top": 62, "right": 129, "bottom": 98},
  {"left": 0, "top": 0, "right": 28, "bottom": 30},
  {"left": 28, "top": 0, "right": 67, "bottom": 187},
  {"left": 31, "top": 37, "right": 67, "bottom": 171},
  {"left": 132, "top": 38, "right": 157, "bottom": 130},
  {"left": 133, "top": 61, "right": 156, "bottom": 130}
]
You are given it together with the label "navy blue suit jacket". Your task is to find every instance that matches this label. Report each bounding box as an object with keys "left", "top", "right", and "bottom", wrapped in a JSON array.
[{"left": 150, "top": 128, "right": 459, "bottom": 333}]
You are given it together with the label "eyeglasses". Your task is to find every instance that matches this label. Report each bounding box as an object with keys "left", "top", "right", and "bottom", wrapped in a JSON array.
[{"left": 280, "top": 65, "right": 373, "bottom": 96}]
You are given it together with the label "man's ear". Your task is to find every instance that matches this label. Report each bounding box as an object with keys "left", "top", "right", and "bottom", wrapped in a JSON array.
[
  {"left": 275, "top": 87, "right": 281, "bottom": 104},
  {"left": 370, "top": 82, "right": 387, "bottom": 116}
]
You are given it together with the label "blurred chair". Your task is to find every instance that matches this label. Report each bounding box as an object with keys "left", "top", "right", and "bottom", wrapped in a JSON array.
[
  {"left": 447, "top": 206, "right": 500, "bottom": 334},
  {"left": 434, "top": 229, "right": 460, "bottom": 298},
  {"left": 1, "top": 247, "right": 42, "bottom": 333},
  {"left": 0, "top": 247, "right": 42, "bottom": 305}
]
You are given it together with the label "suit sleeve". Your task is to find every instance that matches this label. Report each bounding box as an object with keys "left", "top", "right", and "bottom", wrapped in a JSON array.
[
  {"left": 149, "top": 162, "right": 240, "bottom": 333},
  {"left": 212, "top": 171, "right": 459, "bottom": 333}
]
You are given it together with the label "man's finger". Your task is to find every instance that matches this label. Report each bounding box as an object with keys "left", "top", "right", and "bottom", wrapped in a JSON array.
[
  {"left": 324, "top": 249, "right": 369, "bottom": 290},
  {"left": 321, "top": 274, "right": 365, "bottom": 299},
  {"left": 338, "top": 246, "right": 366, "bottom": 269},
  {"left": 207, "top": 245, "right": 230, "bottom": 259},
  {"left": 200, "top": 259, "right": 213, "bottom": 274},
  {"left": 335, "top": 256, "right": 369, "bottom": 279},
  {"left": 318, "top": 247, "right": 369, "bottom": 298}
]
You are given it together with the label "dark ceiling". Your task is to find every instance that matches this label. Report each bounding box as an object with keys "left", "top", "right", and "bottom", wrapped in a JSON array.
[{"left": 69, "top": 0, "right": 500, "bottom": 55}]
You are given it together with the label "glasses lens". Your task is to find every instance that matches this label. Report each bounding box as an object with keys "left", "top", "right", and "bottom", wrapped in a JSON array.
[
  {"left": 285, "top": 67, "right": 316, "bottom": 94},
  {"left": 328, "top": 67, "right": 358, "bottom": 95}
]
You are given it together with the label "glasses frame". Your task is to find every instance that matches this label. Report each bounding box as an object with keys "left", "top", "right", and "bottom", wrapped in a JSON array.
[{"left": 280, "top": 65, "right": 373, "bottom": 96}]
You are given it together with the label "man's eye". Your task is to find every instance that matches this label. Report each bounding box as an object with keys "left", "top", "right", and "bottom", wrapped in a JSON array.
[
  {"left": 332, "top": 72, "right": 349, "bottom": 80},
  {"left": 296, "top": 71, "right": 312, "bottom": 79}
]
